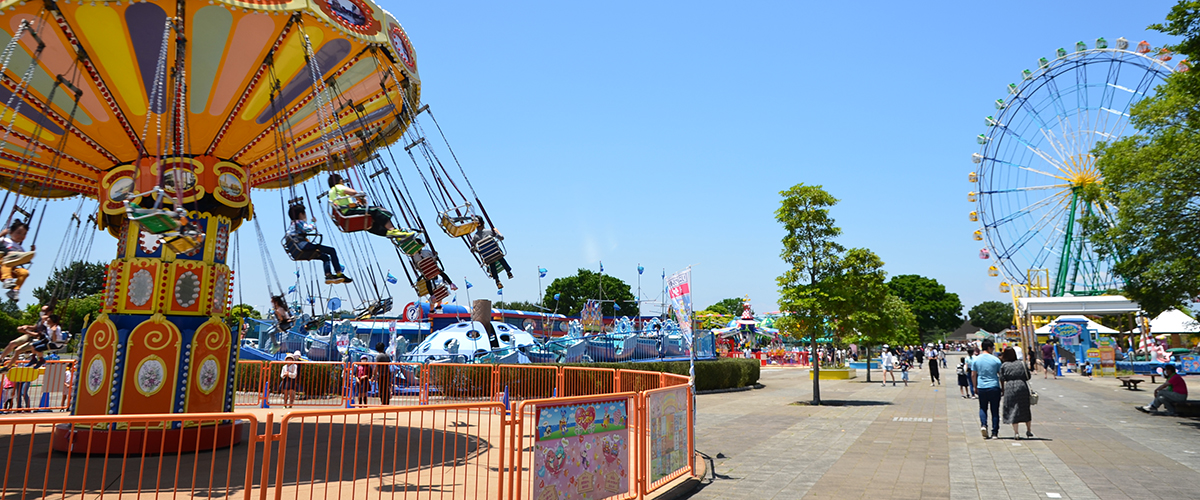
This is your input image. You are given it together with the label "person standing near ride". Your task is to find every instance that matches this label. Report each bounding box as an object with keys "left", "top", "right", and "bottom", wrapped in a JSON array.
[
  {"left": 327, "top": 173, "right": 412, "bottom": 240},
  {"left": 280, "top": 352, "right": 299, "bottom": 408},
  {"left": 374, "top": 342, "right": 392, "bottom": 406},
  {"left": 926, "top": 343, "right": 942, "bottom": 386},
  {"left": 286, "top": 204, "right": 352, "bottom": 284},
  {"left": 467, "top": 216, "right": 513, "bottom": 289},
  {"left": 0, "top": 221, "right": 35, "bottom": 301},
  {"left": 972, "top": 339, "right": 1003, "bottom": 439},
  {"left": 355, "top": 355, "right": 371, "bottom": 406}
]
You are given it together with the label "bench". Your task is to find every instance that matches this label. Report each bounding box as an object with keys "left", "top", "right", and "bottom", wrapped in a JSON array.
[
  {"left": 1117, "top": 377, "right": 1144, "bottom": 390},
  {"left": 1177, "top": 401, "right": 1199, "bottom": 417}
]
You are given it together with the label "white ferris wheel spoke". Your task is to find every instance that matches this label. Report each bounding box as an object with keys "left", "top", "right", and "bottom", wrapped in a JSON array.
[{"left": 984, "top": 188, "right": 1072, "bottom": 229}]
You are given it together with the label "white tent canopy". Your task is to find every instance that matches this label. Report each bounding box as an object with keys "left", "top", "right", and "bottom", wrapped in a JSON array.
[
  {"left": 1035, "top": 315, "right": 1119, "bottom": 335},
  {"left": 1134, "top": 308, "right": 1200, "bottom": 334},
  {"left": 1018, "top": 296, "right": 1140, "bottom": 316}
]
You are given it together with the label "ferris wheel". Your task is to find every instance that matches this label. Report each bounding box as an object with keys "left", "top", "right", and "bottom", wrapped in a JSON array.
[{"left": 970, "top": 37, "right": 1185, "bottom": 297}]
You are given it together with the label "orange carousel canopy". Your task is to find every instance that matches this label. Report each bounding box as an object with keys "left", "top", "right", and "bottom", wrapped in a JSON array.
[{"left": 0, "top": 0, "right": 421, "bottom": 199}]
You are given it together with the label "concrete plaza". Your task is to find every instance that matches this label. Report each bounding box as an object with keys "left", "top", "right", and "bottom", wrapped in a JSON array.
[{"left": 686, "top": 355, "right": 1200, "bottom": 500}]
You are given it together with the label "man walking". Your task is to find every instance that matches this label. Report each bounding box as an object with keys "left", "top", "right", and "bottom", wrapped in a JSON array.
[
  {"left": 1041, "top": 339, "right": 1057, "bottom": 379},
  {"left": 971, "top": 339, "right": 1003, "bottom": 439}
]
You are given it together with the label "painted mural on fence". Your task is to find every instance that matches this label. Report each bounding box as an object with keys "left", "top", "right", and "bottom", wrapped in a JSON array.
[
  {"left": 534, "top": 398, "right": 629, "bottom": 500},
  {"left": 648, "top": 386, "right": 689, "bottom": 483}
]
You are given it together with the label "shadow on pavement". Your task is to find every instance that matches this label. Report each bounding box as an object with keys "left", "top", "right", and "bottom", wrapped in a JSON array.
[{"left": 790, "top": 400, "right": 893, "bottom": 407}]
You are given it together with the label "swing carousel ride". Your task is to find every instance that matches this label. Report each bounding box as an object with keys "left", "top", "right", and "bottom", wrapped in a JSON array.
[{"left": 0, "top": 0, "right": 508, "bottom": 418}]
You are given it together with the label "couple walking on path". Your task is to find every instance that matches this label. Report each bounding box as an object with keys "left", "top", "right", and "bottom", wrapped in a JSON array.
[{"left": 972, "top": 339, "right": 1035, "bottom": 440}]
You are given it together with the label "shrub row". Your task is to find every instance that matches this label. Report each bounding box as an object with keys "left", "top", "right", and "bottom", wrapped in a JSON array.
[{"left": 551, "top": 357, "right": 760, "bottom": 392}]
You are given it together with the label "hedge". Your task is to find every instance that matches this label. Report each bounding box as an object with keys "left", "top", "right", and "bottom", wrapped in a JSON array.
[{"left": 549, "top": 358, "right": 760, "bottom": 392}]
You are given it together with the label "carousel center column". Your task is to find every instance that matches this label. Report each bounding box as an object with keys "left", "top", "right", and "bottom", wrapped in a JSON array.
[{"left": 73, "top": 156, "right": 251, "bottom": 417}]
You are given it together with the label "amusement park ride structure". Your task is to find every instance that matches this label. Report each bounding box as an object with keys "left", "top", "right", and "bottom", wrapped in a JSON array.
[
  {"left": 969, "top": 37, "right": 1184, "bottom": 346},
  {"left": 0, "top": 0, "right": 507, "bottom": 433}
]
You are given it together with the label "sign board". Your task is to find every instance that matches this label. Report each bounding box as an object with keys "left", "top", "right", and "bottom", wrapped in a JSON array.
[
  {"left": 1098, "top": 346, "right": 1116, "bottom": 377},
  {"left": 1183, "top": 355, "right": 1200, "bottom": 375},
  {"left": 648, "top": 386, "right": 690, "bottom": 483},
  {"left": 1055, "top": 323, "right": 1082, "bottom": 346},
  {"left": 534, "top": 397, "right": 629, "bottom": 500}
]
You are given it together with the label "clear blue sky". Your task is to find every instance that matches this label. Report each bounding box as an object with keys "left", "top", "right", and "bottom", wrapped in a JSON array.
[{"left": 18, "top": 0, "right": 1182, "bottom": 317}]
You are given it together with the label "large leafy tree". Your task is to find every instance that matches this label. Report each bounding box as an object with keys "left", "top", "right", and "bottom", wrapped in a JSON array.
[
  {"left": 886, "top": 275, "right": 963, "bottom": 342},
  {"left": 32, "top": 261, "right": 106, "bottom": 305},
  {"left": 968, "top": 301, "right": 1013, "bottom": 334},
  {"left": 776, "top": 184, "right": 898, "bottom": 404},
  {"left": 494, "top": 301, "right": 547, "bottom": 313},
  {"left": 1084, "top": 2, "right": 1200, "bottom": 316},
  {"left": 543, "top": 269, "right": 636, "bottom": 317}
]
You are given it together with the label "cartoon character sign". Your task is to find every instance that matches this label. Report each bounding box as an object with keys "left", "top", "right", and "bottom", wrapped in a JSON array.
[{"left": 534, "top": 398, "right": 629, "bottom": 499}]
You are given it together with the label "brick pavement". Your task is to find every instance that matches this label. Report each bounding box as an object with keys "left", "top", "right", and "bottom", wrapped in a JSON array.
[{"left": 685, "top": 356, "right": 1200, "bottom": 500}]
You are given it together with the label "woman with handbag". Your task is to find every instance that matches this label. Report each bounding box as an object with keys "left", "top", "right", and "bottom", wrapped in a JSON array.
[{"left": 999, "top": 347, "right": 1035, "bottom": 439}]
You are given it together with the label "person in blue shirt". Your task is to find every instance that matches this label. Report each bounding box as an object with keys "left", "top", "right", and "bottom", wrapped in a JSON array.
[
  {"left": 286, "top": 204, "right": 352, "bottom": 284},
  {"left": 971, "top": 339, "right": 1004, "bottom": 439}
]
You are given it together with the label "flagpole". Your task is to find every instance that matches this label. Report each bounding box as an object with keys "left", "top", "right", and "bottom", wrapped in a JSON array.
[
  {"left": 464, "top": 276, "right": 472, "bottom": 314},
  {"left": 538, "top": 265, "right": 544, "bottom": 309},
  {"left": 637, "top": 263, "right": 642, "bottom": 329}
]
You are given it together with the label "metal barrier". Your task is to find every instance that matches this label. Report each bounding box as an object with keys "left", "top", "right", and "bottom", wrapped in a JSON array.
[
  {"left": 1, "top": 360, "right": 76, "bottom": 413},
  {"left": 0, "top": 412, "right": 260, "bottom": 499},
  {"left": 1, "top": 364, "right": 693, "bottom": 499}
]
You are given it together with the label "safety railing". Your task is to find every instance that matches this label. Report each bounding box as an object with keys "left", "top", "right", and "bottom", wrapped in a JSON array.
[
  {"left": 1, "top": 365, "right": 692, "bottom": 499},
  {"left": 1, "top": 359, "right": 76, "bottom": 413},
  {"left": 234, "top": 360, "right": 691, "bottom": 409},
  {"left": 0, "top": 412, "right": 259, "bottom": 499}
]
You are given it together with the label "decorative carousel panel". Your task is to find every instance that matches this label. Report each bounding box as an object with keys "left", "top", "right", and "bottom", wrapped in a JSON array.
[
  {"left": 119, "top": 315, "right": 182, "bottom": 417},
  {"left": 208, "top": 266, "right": 232, "bottom": 316},
  {"left": 119, "top": 259, "right": 162, "bottom": 314},
  {"left": 101, "top": 260, "right": 123, "bottom": 313},
  {"left": 212, "top": 219, "right": 232, "bottom": 265},
  {"left": 132, "top": 224, "right": 166, "bottom": 259},
  {"left": 164, "top": 261, "right": 208, "bottom": 316},
  {"left": 73, "top": 315, "right": 118, "bottom": 416},
  {"left": 184, "top": 318, "right": 232, "bottom": 414}
]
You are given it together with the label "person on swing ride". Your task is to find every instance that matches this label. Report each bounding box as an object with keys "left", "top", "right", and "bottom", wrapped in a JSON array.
[
  {"left": 286, "top": 204, "right": 352, "bottom": 284},
  {"left": 327, "top": 173, "right": 414, "bottom": 240},
  {"left": 467, "top": 216, "right": 512, "bottom": 288},
  {"left": 0, "top": 305, "right": 49, "bottom": 372},
  {"left": 0, "top": 220, "right": 36, "bottom": 301},
  {"left": 410, "top": 247, "right": 457, "bottom": 292}
]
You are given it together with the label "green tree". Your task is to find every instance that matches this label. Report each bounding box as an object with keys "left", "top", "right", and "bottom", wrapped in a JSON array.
[
  {"left": 704, "top": 298, "right": 745, "bottom": 316},
  {"left": 226, "top": 303, "right": 263, "bottom": 333},
  {"left": 543, "top": 269, "right": 636, "bottom": 317},
  {"left": 886, "top": 275, "right": 963, "bottom": 342},
  {"left": 968, "top": 301, "right": 1013, "bottom": 334},
  {"left": 494, "top": 301, "right": 548, "bottom": 313},
  {"left": 31, "top": 261, "right": 107, "bottom": 305},
  {"left": 58, "top": 294, "right": 103, "bottom": 335},
  {"left": 1083, "top": 2, "right": 1200, "bottom": 315},
  {"left": 776, "top": 184, "right": 895, "bottom": 404}
]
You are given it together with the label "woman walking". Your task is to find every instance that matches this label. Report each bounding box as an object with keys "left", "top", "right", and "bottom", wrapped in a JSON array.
[{"left": 999, "top": 347, "right": 1034, "bottom": 439}]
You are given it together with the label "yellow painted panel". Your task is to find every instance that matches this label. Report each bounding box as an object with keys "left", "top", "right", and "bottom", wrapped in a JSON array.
[
  {"left": 75, "top": 5, "right": 146, "bottom": 116},
  {"left": 239, "top": 26, "right": 324, "bottom": 121}
]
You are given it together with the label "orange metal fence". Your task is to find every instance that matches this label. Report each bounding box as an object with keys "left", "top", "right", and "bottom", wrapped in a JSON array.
[
  {"left": 3, "top": 363, "right": 698, "bottom": 498},
  {"left": 1, "top": 360, "right": 76, "bottom": 413},
  {"left": 1, "top": 412, "right": 259, "bottom": 499}
]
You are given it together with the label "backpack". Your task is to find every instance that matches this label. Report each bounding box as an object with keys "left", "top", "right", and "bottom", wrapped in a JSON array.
[{"left": 956, "top": 363, "right": 966, "bottom": 376}]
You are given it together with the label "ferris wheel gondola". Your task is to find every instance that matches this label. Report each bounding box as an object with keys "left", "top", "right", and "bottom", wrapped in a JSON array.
[{"left": 970, "top": 37, "right": 1182, "bottom": 296}]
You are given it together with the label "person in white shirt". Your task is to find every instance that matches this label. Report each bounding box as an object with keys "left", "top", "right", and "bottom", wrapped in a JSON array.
[
  {"left": 280, "top": 352, "right": 300, "bottom": 408},
  {"left": 926, "top": 343, "right": 941, "bottom": 386},
  {"left": 881, "top": 346, "right": 898, "bottom": 387}
]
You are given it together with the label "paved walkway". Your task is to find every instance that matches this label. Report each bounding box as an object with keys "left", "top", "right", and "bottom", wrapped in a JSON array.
[{"left": 686, "top": 356, "right": 1200, "bottom": 500}]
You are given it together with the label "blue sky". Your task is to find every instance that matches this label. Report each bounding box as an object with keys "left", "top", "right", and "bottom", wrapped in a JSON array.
[{"left": 18, "top": 0, "right": 1182, "bottom": 317}]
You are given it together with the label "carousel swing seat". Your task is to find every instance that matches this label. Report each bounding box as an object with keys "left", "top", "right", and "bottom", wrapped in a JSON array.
[
  {"left": 126, "top": 204, "right": 186, "bottom": 234},
  {"left": 164, "top": 226, "right": 205, "bottom": 254},
  {"left": 415, "top": 255, "right": 442, "bottom": 280},
  {"left": 475, "top": 235, "right": 504, "bottom": 265},
  {"left": 415, "top": 279, "right": 450, "bottom": 302},
  {"left": 438, "top": 204, "right": 478, "bottom": 238},
  {"left": 281, "top": 234, "right": 324, "bottom": 261},
  {"left": 393, "top": 233, "right": 425, "bottom": 255},
  {"left": 330, "top": 206, "right": 373, "bottom": 233}
]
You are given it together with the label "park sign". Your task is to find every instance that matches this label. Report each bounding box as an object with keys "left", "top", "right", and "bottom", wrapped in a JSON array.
[{"left": 1053, "top": 323, "right": 1082, "bottom": 346}]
